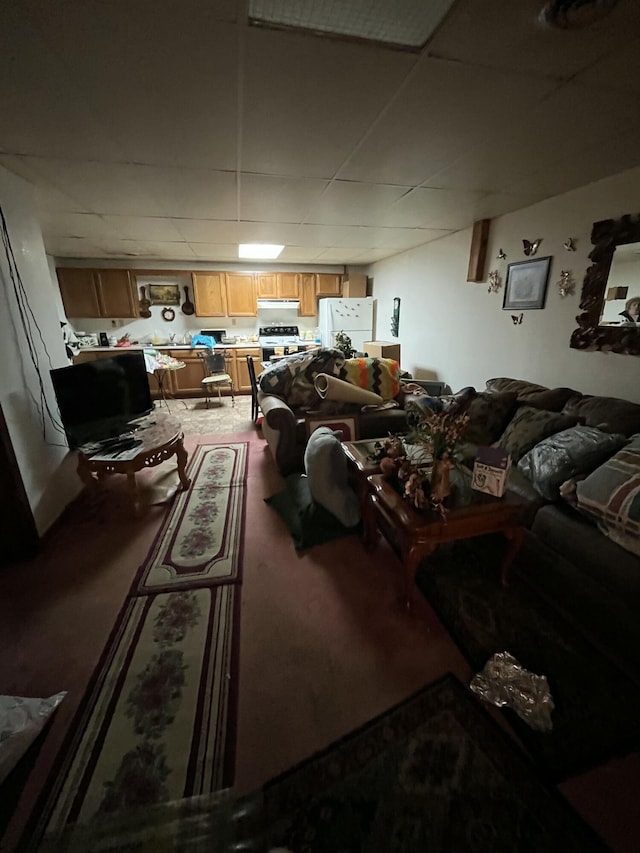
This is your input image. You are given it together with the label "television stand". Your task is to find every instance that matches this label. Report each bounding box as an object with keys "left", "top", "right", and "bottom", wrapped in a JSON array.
[{"left": 76, "top": 412, "right": 191, "bottom": 514}]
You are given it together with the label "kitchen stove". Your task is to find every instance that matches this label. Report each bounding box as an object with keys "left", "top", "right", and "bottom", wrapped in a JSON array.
[{"left": 258, "top": 325, "right": 300, "bottom": 347}]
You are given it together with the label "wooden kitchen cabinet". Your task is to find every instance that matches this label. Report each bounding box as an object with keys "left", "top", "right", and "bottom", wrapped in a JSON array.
[
  {"left": 225, "top": 273, "right": 257, "bottom": 316},
  {"left": 315, "top": 273, "right": 342, "bottom": 296},
  {"left": 57, "top": 268, "right": 102, "bottom": 318},
  {"left": 57, "top": 267, "right": 138, "bottom": 318},
  {"left": 256, "top": 273, "right": 278, "bottom": 298},
  {"left": 192, "top": 272, "right": 227, "bottom": 317},
  {"left": 170, "top": 350, "right": 207, "bottom": 396},
  {"left": 299, "top": 273, "right": 316, "bottom": 317},
  {"left": 276, "top": 273, "right": 299, "bottom": 299},
  {"left": 233, "top": 347, "right": 262, "bottom": 392}
]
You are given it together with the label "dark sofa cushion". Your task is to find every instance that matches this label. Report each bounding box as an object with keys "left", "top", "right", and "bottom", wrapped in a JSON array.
[
  {"left": 464, "top": 390, "right": 519, "bottom": 444},
  {"left": 494, "top": 405, "right": 578, "bottom": 462},
  {"left": 485, "top": 377, "right": 579, "bottom": 412},
  {"left": 561, "top": 394, "right": 640, "bottom": 437}
]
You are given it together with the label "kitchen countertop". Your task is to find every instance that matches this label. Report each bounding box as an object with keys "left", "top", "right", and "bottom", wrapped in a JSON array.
[{"left": 79, "top": 340, "right": 319, "bottom": 353}]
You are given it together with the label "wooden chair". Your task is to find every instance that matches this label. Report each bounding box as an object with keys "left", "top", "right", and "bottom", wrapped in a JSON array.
[
  {"left": 246, "top": 355, "right": 260, "bottom": 423},
  {"left": 200, "top": 351, "right": 235, "bottom": 407}
]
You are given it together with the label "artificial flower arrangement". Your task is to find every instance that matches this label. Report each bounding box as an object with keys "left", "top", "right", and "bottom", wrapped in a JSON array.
[{"left": 370, "top": 389, "right": 475, "bottom": 511}]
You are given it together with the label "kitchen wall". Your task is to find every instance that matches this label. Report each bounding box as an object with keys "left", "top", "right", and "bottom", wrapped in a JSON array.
[
  {"left": 0, "top": 165, "right": 80, "bottom": 533},
  {"left": 369, "top": 165, "right": 640, "bottom": 404}
]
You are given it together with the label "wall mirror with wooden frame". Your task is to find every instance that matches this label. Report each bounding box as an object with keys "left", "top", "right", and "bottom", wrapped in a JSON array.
[{"left": 571, "top": 213, "right": 640, "bottom": 355}]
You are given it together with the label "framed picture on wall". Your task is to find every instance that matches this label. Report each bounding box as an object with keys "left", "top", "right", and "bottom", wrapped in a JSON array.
[
  {"left": 305, "top": 415, "right": 359, "bottom": 442},
  {"left": 503, "top": 256, "right": 552, "bottom": 310},
  {"left": 147, "top": 284, "right": 180, "bottom": 305}
]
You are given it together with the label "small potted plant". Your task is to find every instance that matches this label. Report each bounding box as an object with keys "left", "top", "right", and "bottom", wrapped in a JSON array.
[{"left": 334, "top": 330, "right": 356, "bottom": 359}]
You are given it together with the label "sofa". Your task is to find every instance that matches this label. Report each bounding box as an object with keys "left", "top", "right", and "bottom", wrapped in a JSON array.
[
  {"left": 258, "top": 349, "right": 424, "bottom": 475},
  {"left": 466, "top": 377, "right": 640, "bottom": 677}
]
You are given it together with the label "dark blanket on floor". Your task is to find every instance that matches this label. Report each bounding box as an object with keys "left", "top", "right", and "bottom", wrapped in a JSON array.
[{"left": 265, "top": 473, "right": 360, "bottom": 549}]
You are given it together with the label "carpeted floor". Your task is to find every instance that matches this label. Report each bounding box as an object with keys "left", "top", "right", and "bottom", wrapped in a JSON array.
[
  {"left": 258, "top": 674, "right": 605, "bottom": 852},
  {"left": 1, "top": 407, "right": 639, "bottom": 852},
  {"left": 415, "top": 537, "right": 640, "bottom": 782}
]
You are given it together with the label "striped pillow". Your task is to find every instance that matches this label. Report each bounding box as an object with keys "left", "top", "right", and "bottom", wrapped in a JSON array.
[
  {"left": 339, "top": 358, "right": 400, "bottom": 401},
  {"left": 576, "top": 435, "right": 640, "bottom": 555}
]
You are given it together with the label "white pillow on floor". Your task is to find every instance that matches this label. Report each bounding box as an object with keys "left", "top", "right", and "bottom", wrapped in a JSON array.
[{"left": 304, "top": 428, "right": 360, "bottom": 528}]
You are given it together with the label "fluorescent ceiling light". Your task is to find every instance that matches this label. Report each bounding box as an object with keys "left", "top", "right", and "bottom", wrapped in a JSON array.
[
  {"left": 249, "top": 0, "right": 457, "bottom": 51},
  {"left": 239, "top": 243, "right": 285, "bottom": 259}
]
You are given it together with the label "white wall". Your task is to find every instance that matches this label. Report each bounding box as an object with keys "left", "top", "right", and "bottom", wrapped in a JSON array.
[
  {"left": 0, "top": 167, "right": 80, "bottom": 534},
  {"left": 370, "top": 166, "right": 640, "bottom": 403}
]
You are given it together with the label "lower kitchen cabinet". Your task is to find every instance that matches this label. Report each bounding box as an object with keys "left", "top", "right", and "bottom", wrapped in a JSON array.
[
  {"left": 233, "top": 348, "right": 264, "bottom": 392},
  {"left": 152, "top": 347, "right": 262, "bottom": 398}
]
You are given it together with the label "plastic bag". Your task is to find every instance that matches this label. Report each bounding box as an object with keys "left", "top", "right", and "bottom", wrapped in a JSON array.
[
  {"left": 470, "top": 652, "right": 554, "bottom": 732},
  {"left": 0, "top": 692, "right": 66, "bottom": 783}
]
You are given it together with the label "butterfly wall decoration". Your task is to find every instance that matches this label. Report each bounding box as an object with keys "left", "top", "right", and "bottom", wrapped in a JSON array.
[
  {"left": 497, "top": 248, "right": 507, "bottom": 260},
  {"left": 522, "top": 238, "right": 542, "bottom": 256},
  {"left": 511, "top": 313, "right": 523, "bottom": 325}
]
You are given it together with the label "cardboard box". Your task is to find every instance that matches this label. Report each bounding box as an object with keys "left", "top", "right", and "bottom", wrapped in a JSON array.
[
  {"left": 341, "top": 275, "right": 367, "bottom": 297},
  {"left": 362, "top": 341, "right": 401, "bottom": 362},
  {"left": 471, "top": 446, "right": 511, "bottom": 497}
]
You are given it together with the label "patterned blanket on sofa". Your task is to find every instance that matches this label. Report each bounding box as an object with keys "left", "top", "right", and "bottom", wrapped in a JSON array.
[{"left": 258, "top": 348, "right": 345, "bottom": 407}]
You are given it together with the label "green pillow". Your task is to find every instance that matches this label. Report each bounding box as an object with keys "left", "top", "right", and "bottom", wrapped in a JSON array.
[{"left": 494, "top": 405, "right": 578, "bottom": 462}]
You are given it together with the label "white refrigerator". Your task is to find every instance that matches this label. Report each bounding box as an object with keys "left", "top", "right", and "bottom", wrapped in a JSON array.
[{"left": 318, "top": 297, "right": 374, "bottom": 353}]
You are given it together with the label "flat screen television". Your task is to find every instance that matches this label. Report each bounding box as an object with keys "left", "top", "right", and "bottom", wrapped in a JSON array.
[{"left": 50, "top": 351, "right": 153, "bottom": 448}]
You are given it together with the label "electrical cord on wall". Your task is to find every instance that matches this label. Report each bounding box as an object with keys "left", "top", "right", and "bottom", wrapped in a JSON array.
[{"left": 0, "top": 203, "right": 68, "bottom": 445}]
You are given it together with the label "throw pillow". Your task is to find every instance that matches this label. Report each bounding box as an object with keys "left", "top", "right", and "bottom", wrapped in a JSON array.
[
  {"left": 339, "top": 358, "right": 400, "bottom": 400},
  {"left": 517, "top": 426, "right": 627, "bottom": 501},
  {"left": 464, "top": 391, "right": 519, "bottom": 445},
  {"left": 304, "top": 427, "right": 361, "bottom": 527},
  {"left": 494, "top": 405, "right": 578, "bottom": 462},
  {"left": 575, "top": 435, "right": 640, "bottom": 554}
]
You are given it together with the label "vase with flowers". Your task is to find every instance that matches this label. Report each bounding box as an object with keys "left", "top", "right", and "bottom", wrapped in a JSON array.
[{"left": 404, "top": 389, "right": 475, "bottom": 510}]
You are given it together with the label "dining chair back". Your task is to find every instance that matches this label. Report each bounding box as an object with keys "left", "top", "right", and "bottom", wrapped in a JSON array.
[{"left": 200, "top": 351, "right": 235, "bottom": 407}]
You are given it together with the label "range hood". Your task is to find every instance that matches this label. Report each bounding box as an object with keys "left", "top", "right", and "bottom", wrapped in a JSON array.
[{"left": 256, "top": 299, "right": 300, "bottom": 310}]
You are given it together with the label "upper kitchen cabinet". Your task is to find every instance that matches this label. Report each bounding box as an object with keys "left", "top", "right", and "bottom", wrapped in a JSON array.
[
  {"left": 57, "top": 268, "right": 101, "bottom": 317},
  {"left": 225, "top": 273, "right": 257, "bottom": 316},
  {"left": 57, "top": 267, "right": 138, "bottom": 318},
  {"left": 316, "top": 274, "right": 342, "bottom": 296},
  {"left": 192, "top": 272, "right": 227, "bottom": 317},
  {"left": 276, "top": 273, "right": 299, "bottom": 299},
  {"left": 299, "top": 273, "right": 316, "bottom": 317},
  {"left": 95, "top": 269, "right": 138, "bottom": 317},
  {"left": 255, "top": 273, "right": 278, "bottom": 298}
]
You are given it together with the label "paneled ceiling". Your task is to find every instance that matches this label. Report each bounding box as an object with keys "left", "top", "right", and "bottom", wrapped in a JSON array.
[{"left": 1, "top": 0, "right": 639, "bottom": 266}]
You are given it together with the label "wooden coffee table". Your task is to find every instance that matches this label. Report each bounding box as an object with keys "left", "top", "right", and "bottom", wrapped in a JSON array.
[
  {"left": 364, "top": 470, "right": 525, "bottom": 611},
  {"left": 76, "top": 412, "right": 191, "bottom": 514}
]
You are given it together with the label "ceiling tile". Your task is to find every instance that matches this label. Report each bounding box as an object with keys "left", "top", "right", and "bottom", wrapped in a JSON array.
[
  {"left": 314, "top": 248, "right": 371, "bottom": 263},
  {"left": 337, "top": 57, "right": 557, "bottom": 186},
  {"left": 173, "top": 219, "right": 240, "bottom": 243},
  {"left": 383, "top": 187, "right": 486, "bottom": 228},
  {"left": 188, "top": 243, "right": 240, "bottom": 261},
  {"left": 44, "top": 237, "right": 103, "bottom": 258},
  {"left": 575, "top": 37, "right": 640, "bottom": 94},
  {"left": 0, "top": 155, "right": 90, "bottom": 212},
  {"left": 239, "top": 174, "right": 329, "bottom": 222},
  {"left": 101, "top": 216, "right": 184, "bottom": 242},
  {"left": 429, "top": 0, "right": 639, "bottom": 79},
  {"left": 277, "top": 247, "right": 324, "bottom": 262},
  {"left": 38, "top": 212, "right": 123, "bottom": 241},
  {"left": 242, "top": 26, "right": 416, "bottom": 177},
  {"left": 305, "top": 181, "right": 409, "bottom": 226},
  {"left": 237, "top": 222, "right": 302, "bottom": 244},
  {"left": 134, "top": 167, "right": 238, "bottom": 219}
]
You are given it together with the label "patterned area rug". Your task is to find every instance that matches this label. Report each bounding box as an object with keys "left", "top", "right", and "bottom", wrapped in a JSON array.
[
  {"left": 416, "top": 537, "right": 640, "bottom": 782},
  {"left": 258, "top": 675, "right": 604, "bottom": 852},
  {"left": 135, "top": 443, "right": 248, "bottom": 593},
  {"left": 24, "top": 443, "right": 243, "bottom": 851}
]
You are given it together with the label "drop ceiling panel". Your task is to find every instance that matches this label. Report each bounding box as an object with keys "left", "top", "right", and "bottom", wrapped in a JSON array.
[
  {"left": 338, "top": 58, "right": 557, "bottom": 186},
  {"left": 239, "top": 174, "right": 330, "bottom": 222},
  {"left": 0, "top": 155, "right": 90, "bottom": 212},
  {"left": 575, "top": 37, "right": 640, "bottom": 94},
  {"left": 172, "top": 219, "right": 241, "bottom": 243},
  {"left": 429, "top": 0, "right": 639, "bottom": 79},
  {"left": 306, "top": 181, "right": 410, "bottom": 226},
  {"left": 242, "top": 26, "right": 416, "bottom": 177},
  {"left": 277, "top": 247, "right": 325, "bottom": 262},
  {"left": 38, "top": 212, "right": 123, "bottom": 242},
  {"left": 188, "top": 243, "right": 240, "bottom": 260},
  {"left": 383, "top": 187, "right": 487, "bottom": 229},
  {"left": 100, "top": 216, "right": 184, "bottom": 242},
  {"left": 134, "top": 167, "right": 238, "bottom": 219},
  {"left": 22, "top": 160, "right": 165, "bottom": 217},
  {"left": 314, "top": 248, "right": 371, "bottom": 262},
  {"left": 45, "top": 237, "right": 103, "bottom": 258},
  {"left": 236, "top": 222, "right": 302, "bottom": 244}
]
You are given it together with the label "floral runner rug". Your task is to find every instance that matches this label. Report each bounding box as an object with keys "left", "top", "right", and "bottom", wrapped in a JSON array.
[
  {"left": 135, "top": 442, "right": 248, "bottom": 593},
  {"left": 29, "top": 585, "right": 239, "bottom": 847}
]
